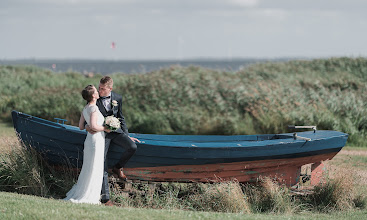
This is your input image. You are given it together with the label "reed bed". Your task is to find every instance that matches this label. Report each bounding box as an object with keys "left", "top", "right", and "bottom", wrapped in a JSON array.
[{"left": 1, "top": 57, "right": 367, "bottom": 146}]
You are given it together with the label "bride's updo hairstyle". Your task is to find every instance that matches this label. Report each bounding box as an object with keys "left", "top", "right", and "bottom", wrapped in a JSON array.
[{"left": 81, "top": 85, "right": 95, "bottom": 102}]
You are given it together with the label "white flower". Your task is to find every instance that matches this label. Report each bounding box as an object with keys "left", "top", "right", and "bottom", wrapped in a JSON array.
[
  {"left": 105, "top": 115, "right": 121, "bottom": 131},
  {"left": 112, "top": 100, "right": 118, "bottom": 107}
]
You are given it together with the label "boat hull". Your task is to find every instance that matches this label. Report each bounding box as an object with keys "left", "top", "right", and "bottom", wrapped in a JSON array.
[
  {"left": 11, "top": 111, "right": 348, "bottom": 184},
  {"left": 125, "top": 151, "right": 339, "bottom": 185}
]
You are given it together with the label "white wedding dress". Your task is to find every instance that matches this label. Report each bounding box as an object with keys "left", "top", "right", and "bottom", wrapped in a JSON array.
[{"left": 64, "top": 105, "right": 105, "bottom": 204}]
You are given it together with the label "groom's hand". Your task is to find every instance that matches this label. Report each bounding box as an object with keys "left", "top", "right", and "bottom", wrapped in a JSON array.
[
  {"left": 129, "top": 136, "right": 141, "bottom": 143},
  {"left": 85, "top": 125, "right": 97, "bottom": 134}
]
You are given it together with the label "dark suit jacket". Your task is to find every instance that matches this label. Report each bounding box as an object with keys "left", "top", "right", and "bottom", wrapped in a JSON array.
[{"left": 96, "top": 91, "right": 129, "bottom": 138}]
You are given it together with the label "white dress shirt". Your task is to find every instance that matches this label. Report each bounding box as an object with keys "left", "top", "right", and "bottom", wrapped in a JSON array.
[{"left": 102, "top": 93, "right": 111, "bottom": 111}]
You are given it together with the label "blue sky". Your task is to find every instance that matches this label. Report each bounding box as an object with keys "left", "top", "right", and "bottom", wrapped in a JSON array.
[{"left": 1, "top": 0, "right": 367, "bottom": 60}]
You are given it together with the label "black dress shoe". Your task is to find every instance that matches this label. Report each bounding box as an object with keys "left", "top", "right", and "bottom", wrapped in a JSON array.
[{"left": 101, "top": 199, "right": 109, "bottom": 204}]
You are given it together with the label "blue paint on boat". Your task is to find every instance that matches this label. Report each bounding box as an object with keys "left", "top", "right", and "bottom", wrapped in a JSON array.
[{"left": 11, "top": 110, "right": 348, "bottom": 170}]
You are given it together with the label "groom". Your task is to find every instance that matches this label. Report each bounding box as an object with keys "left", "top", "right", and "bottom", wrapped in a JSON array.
[{"left": 85, "top": 76, "right": 139, "bottom": 205}]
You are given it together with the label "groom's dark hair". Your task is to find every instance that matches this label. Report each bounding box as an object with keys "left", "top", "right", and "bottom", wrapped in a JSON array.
[{"left": 81, "top": 85, "right": 95, "bottom": 102}]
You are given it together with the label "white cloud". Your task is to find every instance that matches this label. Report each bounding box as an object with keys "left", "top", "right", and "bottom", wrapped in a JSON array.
[
  {"left": 230, "top": 0, "right": 259, "bottom": 7},
  {"left": 1, "top": 0, "right": 367, "bottom": 59}
]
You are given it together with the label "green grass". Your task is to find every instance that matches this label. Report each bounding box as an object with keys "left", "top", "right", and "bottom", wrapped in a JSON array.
[
  {"left": 333, "top": 154, "right": 367, "bottom": 168},
  {"left": 0, "top": 121, "right": 15, "bottom": 137},
  {"left": 329, "top": 149, "right": 367, "bottom": 168},
  {"left": 1, "top": 191, "right": 367, "bottom": 220},
  {"left": 350, "top": 155, "right": 367, "bottom": 166},
  {"left": 0, "top": 121, "right": 16, "bottom": 153},
  {"left": 343, "top": 146, "right": 367, "bottom": 151}
]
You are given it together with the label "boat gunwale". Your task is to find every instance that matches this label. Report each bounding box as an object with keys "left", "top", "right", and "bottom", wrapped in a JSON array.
[{"left": 13, "top": 110, "right": 349, "bottom": 149}]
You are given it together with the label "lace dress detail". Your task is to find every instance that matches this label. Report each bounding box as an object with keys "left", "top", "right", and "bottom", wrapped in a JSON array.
[{"left": 64, "top": 105, "right": 105, "bottom": 204}]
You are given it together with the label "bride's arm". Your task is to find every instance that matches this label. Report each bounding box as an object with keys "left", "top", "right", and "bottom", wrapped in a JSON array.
[
  {"left": 90, "top": 111, "right": 108, "bottom": 132},
  {"left": 79, "top": 114, "right": 85, "bottom": 130}
]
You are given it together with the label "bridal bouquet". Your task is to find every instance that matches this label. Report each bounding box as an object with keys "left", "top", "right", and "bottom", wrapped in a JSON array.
[{"left": 104, "top": 115, "right": 121, "bottom": 131}]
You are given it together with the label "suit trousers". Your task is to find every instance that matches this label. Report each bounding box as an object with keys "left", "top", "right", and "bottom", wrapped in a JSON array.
[{"left": 101, "top": 132, "right": 137, "bottom": 202}]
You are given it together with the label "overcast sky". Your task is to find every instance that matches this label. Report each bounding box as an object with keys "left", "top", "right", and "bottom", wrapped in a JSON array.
[{"left": 1, "top": 0, "right": 367, "bottom": 60}]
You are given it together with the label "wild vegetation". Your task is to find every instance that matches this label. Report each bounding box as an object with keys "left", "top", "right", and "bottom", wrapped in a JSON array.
[
  {"left": 0, "top": 137, "right": 75, "bottom": 198},
  {"left": 0, "top": 138, "right": 365, "bottom": 214},
  {"left": 1, "top": 58, "right": 367, "bottom": 217},
  {"left": 1, "top": 57, "right": 367, "bottom": 146}
]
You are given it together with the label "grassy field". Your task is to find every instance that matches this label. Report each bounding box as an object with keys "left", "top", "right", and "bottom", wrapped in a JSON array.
[
  {"left": 0, "top": 121, "right": 15, "bottom": 137},
  {"left": 1, "top": 123, "right": 367, "bottom": 218},
  {"left": 1, "top": 191, "right": 367, "bottom": 220},
  {"left": 328, "top": 147, "right": 367, "bottom": 188}
]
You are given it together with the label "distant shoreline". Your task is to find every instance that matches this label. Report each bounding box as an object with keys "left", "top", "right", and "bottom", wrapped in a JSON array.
[{"left": 0, "top": 58, "right": 306, "bottom": 75}]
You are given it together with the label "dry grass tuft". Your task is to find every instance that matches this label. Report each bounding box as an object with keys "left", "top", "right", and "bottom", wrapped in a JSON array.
[
  {"left": 187, "top": 180, "right": 251, "bottom": 213},
  {"left": 0, "top": 136, "right": 75, "bottom": 198},
  {"left": 308, "top": 166, "right": 366, "bottom": 211},
  {"left": 0, "top": 137, "right": 17, "bottom": 153},
  {"left": 243, "top": 177, "right": 296, "bottom": 214}
]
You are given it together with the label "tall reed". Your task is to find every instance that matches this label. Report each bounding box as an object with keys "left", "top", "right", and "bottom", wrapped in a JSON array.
[
  {"left": 1, "top": 57, "right": 367, "bottom": 146},
  {"left": 185, "top": 180, "right": 251, "bottom": 213},
  {"left": 0, "top": 137, "right": 76, "bottom": 198}
]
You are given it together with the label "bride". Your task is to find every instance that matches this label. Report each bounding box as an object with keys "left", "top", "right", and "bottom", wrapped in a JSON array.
[{"left": 64, "top": 85, "right": 110, "bottom": 204}]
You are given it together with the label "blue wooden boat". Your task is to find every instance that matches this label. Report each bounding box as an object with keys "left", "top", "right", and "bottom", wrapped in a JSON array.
[{"left": 11, "top": 110, "right": 348, "bottom": 185}]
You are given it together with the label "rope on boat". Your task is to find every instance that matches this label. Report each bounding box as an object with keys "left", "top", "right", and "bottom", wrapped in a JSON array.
[{"left": 293, "top": 133, "right": 311, "bottom": 141}]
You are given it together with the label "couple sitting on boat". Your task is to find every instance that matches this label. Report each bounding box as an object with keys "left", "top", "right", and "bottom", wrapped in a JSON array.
[{"left": 64, "top": 76, "right": 140, "bottom": 205}]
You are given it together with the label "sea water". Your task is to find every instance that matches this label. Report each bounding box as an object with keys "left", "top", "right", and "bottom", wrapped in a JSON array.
[{"left": 0, "top": 58, "right": 295, "bottom": 75}]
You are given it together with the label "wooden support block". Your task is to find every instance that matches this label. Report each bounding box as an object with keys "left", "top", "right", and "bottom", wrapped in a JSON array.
[
  {"left": 310, "top": 161, "right": 325, "bottom": 185},
  {"left": 123, "top": 181, "right": 133, "bottom": 190},
  {"left": 280, "top": 166, "right": 301, "bottom": 187}
]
